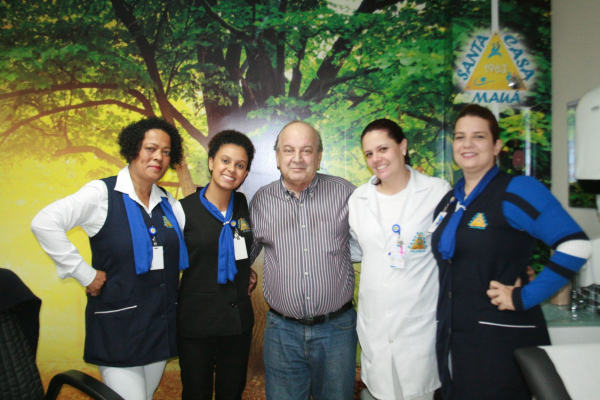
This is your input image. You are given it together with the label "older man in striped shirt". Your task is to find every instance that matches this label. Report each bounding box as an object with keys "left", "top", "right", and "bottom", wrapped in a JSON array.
[{"left": 250, "top": 120, "right": 359, "bottom": 400}]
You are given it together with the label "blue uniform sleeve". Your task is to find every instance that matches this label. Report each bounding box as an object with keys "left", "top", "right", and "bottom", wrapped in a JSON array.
[{"left": 502, "top": 176, "right": 590, "bottom": 310}]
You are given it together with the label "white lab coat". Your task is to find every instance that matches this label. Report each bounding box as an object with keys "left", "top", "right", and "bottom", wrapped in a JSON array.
[{"left": 349, "top": 167, "right": 451, "bottom": 400}]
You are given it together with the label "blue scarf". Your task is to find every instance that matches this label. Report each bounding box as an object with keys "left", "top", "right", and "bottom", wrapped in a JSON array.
[
  {"left": 122, "top": 192, "right": 189, "bottom": 274},
  {"left": 437, "top": 165, "right": 499, "bottom": 260},
  {"left": 199, "top": 184, "right": 237, "bottom": 284}
]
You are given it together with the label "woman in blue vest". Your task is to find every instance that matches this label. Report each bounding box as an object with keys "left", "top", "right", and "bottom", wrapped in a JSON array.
[
  {"left": 431, "top": 104, "right": 591, "bottom": 399},
  {"left": 177, "top": 130, "right": 256, "bottom": 400},
  {"left": 31, "top": 117, "right": 188, "bottom": 400}
]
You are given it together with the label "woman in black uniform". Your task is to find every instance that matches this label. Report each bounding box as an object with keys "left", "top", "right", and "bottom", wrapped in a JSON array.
[
  {"left": 431, "top": 104, "right": 590, "bottom": 399},
  {"left": 177, "top": 130, "right": 256, "bottom": 400}
]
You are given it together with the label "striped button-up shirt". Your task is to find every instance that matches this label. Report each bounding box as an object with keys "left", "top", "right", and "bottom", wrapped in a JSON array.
[{"left": 250, "top": 173, "right": 357, "bottom": 319}]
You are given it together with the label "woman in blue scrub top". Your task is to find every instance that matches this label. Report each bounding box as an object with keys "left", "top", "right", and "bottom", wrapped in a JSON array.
[
  {"left": 431, "top": 104, "right": 591, "bottom": 399},
  {"left": 31, "top": 117, "right": 188, "bottom": 400}
]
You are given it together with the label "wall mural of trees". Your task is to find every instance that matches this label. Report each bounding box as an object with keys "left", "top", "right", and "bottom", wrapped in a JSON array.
[{"left": 0, "top": 0, "right": 551, "bottom": 390}]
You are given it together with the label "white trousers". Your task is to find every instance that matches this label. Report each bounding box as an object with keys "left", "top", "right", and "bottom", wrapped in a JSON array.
[{"left": 98, "top": 360, "right": 167, "bottom": 400}]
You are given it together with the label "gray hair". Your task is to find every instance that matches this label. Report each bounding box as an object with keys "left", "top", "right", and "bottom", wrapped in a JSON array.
[{"left": 273, "top": 120, "right": 324, "bottom": 153}]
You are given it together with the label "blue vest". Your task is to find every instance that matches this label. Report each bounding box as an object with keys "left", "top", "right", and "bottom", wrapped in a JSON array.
[
  {"left": 432, "top": 172, "right": 550, "bottom": 399},
  {"left": 84, "top": 176, "right": 179, "bottom": 367}
]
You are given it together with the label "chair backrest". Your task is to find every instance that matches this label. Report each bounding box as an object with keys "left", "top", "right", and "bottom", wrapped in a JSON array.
[
  {"left": 0, "top": 268, "right": 124, "bottom": 400},
  {"left": 0, "top": 309, "right": 45, "bottom": 400},
  {"left": 517, "top": 343, "right": 600, "bottom": 400}
]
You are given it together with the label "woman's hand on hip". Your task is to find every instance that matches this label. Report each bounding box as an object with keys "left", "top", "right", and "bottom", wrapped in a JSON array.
[
  {"left": 487, "top": 278, "right": 522, "bottom": 311},
  {"left": 85, "top": 270, "right": 106, "bottom": 297}
]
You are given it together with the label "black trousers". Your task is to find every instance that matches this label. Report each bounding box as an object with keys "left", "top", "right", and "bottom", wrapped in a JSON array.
[
  {"left": 178, "top": 330, "right": 252, "bottom": 400},
  {"left": 449, "top": 325, "right": 547, "bottom": 400}
]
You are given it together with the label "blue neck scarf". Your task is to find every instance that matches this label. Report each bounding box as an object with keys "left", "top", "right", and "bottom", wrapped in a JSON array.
[
  {"left": 122, "top": 192, "right": 189, "bottom": 274},
  {"left": 437, "top": 165, "right": 499, "bottom": 260},
  {"left": 199, "top": 185, "right": 237, "bottom": 284}
]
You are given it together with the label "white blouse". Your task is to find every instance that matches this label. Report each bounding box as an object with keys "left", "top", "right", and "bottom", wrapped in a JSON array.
[{"left": 31, "top": 166, "right": 185, "bottom": 287}]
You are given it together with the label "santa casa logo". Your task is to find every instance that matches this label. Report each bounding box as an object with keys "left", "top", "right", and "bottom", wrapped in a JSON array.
[
  {"left": 237, "top": 218, "right": 251, "bottom": 232},
  {"left": 409, "top": 232, "right": 427, "bottom": 252},
  {"left": 468, "top": 213, "right": 488, "bottom": 229},
  {"left": 456, "top": 31, "right": 536, "bottom": 105}
]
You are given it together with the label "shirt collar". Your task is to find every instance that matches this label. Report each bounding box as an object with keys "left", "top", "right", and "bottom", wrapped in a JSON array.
[
  {"left": 360, "top": 165, "right": 427, "bottom": 198},
  {"left": 278, "top": 173, "right": 320, "bottom": 200},
  {"left": 114, "top": 166, "right": 167, "bottom": 213}
]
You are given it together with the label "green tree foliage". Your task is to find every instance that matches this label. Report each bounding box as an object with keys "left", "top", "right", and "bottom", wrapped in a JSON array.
[
  {"left": 0, "top": 0, "right": 551, "bottom": 191},
  {"left": 0, "top": 0, "right": 454, "bottom": 191}
]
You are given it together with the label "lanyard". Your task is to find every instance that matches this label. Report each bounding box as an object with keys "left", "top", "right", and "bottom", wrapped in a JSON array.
[{"left": 148, "top": 225, "right": 158, "bottom": 246}]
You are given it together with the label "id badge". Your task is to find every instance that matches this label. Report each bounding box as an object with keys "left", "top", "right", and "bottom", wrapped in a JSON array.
[
  {"left": 234, "top": 234, "right": 248, "bottom": 260},
  {"left": 389, "top": 240, "right": 405, "bottom": 269},
  {"left": 428, "top": 211, "right": 447, "bottom": 233},
  {"left": 151, "top": 246, "right": 164, "bottom": 270}
]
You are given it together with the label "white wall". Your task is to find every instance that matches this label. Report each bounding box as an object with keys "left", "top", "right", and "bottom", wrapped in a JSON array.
[{"left": 552, "top": 0, "right": 600, "bottom": 238}]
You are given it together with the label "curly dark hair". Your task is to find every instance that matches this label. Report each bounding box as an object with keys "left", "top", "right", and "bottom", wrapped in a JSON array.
[
  {"left": 118, "top": 117, "right": 184, "bottom": 168},
  {"left": 208, "top": 130, "right": 256, "bottom": 171}
]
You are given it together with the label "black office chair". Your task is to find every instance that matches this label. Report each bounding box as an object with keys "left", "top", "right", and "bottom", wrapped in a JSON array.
[
  {"left": 0, "top": 269, "right": 123, "bottom": 400},
  {"left": 515, "top": 346, "right": 572, "bottom": 400}
]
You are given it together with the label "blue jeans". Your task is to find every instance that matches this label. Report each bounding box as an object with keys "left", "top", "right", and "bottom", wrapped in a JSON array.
[{"left": 264, "top": 307, "right": 358, "bottom": 400}]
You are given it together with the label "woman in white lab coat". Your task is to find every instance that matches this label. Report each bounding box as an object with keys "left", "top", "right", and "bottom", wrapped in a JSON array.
[{"left": 349, "top": 119, "right": 451, "bottom": 400}]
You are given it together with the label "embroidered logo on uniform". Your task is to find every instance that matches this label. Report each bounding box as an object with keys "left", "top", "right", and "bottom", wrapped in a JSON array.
[
  {"left": 238, "top": 218, "right": 251, "bottom": 232},
  {"left": 468, "top": 213, "right": 488, "bottom": 229},
  {"left": 163, "top": 216, "right": 174, "bottom": 228},
  {"left": 409, "top": 232, "right": 427, "bottom": 252}
]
